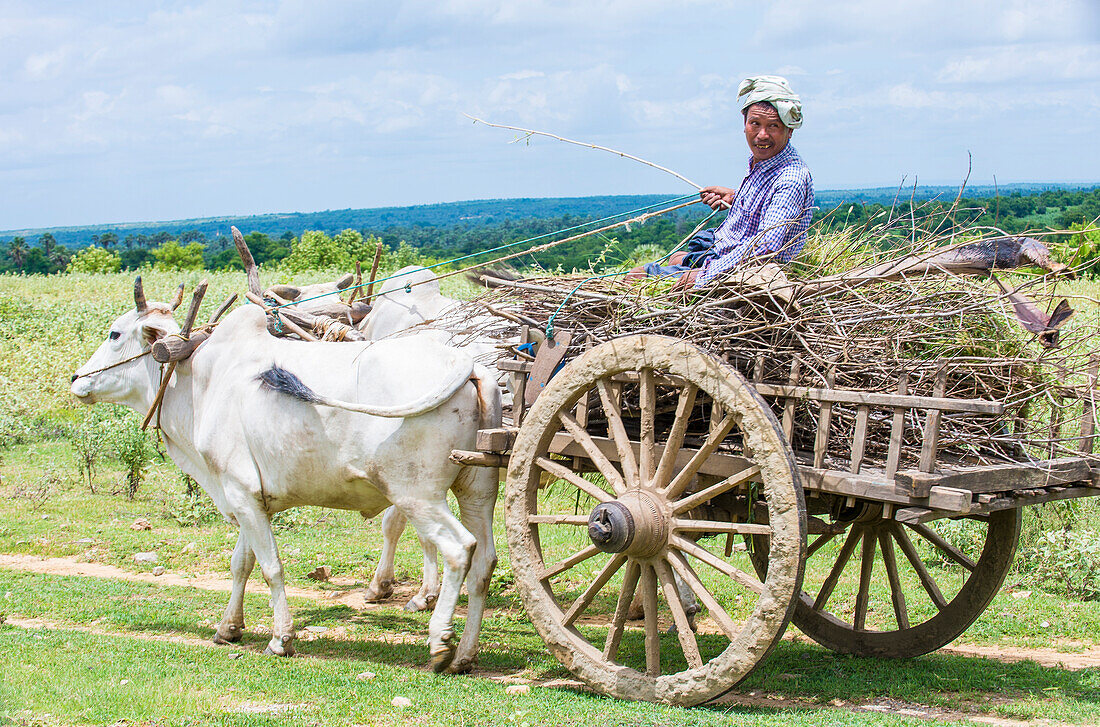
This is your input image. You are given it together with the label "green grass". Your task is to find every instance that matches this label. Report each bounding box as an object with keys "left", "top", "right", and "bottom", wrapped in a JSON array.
[{"left": 3, "top": 568, "right": 1100, "bottom": 725}]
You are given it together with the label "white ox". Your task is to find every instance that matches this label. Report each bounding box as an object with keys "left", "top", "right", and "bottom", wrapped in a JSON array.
[
  {"left": 71, "top": 279, "right": 501, "bottom": 673},
  {"left": 357, "top": 266, "right": 512, "bottom": 611}
]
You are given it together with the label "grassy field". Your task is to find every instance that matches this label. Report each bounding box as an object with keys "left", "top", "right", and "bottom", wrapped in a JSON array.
[{"left": 4, "top": 268, "right": 1100, "bottom": 725}]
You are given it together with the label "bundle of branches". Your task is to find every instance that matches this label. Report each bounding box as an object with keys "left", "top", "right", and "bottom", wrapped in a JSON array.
[{"left": 446, "top": 213, "right": 1099, "bottom": 471}]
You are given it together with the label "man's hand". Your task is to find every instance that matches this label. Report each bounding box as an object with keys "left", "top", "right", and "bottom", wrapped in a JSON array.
[
  {"left": 700, "top": 185, "right": 735, "bottom": 210},
  {"left": 671, "top": 269, "right": 701, "bottom": 291}
]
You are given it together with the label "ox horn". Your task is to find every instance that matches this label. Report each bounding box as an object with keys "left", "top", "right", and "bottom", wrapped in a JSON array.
[
  {"left": 134, "top": 276, "right": 148, "bottom": 312},
  {"left": 169, "top": 283, "right": 186, "bottom": 311},
  {"left": 335, "top": 273, "right": 354, "bottom": 290},
  {"left": 233, "top": 226, "right": 262, "bottom": 297}
]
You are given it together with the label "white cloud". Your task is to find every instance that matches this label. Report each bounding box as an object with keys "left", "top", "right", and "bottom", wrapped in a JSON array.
[{"left": 936, "top": 44, "right": 1100, "bottom": 83}]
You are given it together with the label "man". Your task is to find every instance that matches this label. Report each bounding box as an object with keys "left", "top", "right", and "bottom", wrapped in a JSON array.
[{"left": 628, "top": 75, "right": 814, "bottom": 288}]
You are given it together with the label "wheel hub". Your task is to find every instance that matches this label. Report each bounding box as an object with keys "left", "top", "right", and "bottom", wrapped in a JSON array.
[{"left": 587, "top": 490, "right": 668, "bottom": 558}]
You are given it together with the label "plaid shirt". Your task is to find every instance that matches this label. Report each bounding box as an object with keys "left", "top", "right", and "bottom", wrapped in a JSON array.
[{"left": 695, "top": 143, "right": 814, "bottom": 286}]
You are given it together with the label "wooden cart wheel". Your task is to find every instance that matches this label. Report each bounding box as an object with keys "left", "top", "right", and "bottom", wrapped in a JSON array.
[
  {"left": 504, "top": 335, "right": 806, "bottom": 705},
  {"left": 749, "top": 508, "right": 1020, "bottom": 658}
]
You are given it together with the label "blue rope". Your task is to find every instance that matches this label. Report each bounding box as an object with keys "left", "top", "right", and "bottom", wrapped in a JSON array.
[{"left": 271, "top": 193, "right": 699, "bottom": 311}]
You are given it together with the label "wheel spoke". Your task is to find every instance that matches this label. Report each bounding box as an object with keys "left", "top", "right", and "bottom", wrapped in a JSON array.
[
  {"left": 652, "top": 384, "right": 698, "bottom": 489},
  {"left": 878, "top": 530, "right": 910, "bottom": 630},
  {"left": 908, "top": 522, "right": 977, "bottom": 571},
  {"left": 853, "top": 530, "right": 876, "bottom": 630},
  {"left": 812, "top": 527, "right": 862, "bottom": 612},
  {"left": 542, "top": 544, "right": 602, "bottom": 580},
  {"left": 664, "top": 413, "right": 737, "bottom": 499},
  {"left": 806, "top": 532, "right": 837, "bottom": 559},
  {"left": 668, "top": 550, "right": 739, "bottom": 640},
  {"left": 639, "top": 368, "right": 657, "bottom": 486},
  {"left": 603, "top": 560, "right": 641, "bottom": 661},
  {"left": 891, "top": 523, "right": 948, "bottom": 610},
  {"left": 528, "top": 513, "right": 589, "bottom": 525},
  {"left": 672, "top": 518, "right": 771, "bottom": 536},
  {"left": 535, "top": 456, "right": 612, "bottom": 504},
  {"left": 563, "top": 554, "right": 627, "bottom": 626},
  {"left": 557, "top": 410, "right": 627, "bottom": 494},
  {"left": 641, "top": 564, "right": 660, "bottom": 676},
  {"left": 596, "top": 379, "right": 641, "bottom": 489},
  {"left": 656, "top": 558, "right": 702, "bottom": 669},
  {"left": 671, "top": 534, "right": 763, "bottom": 594},
  {"left": 672, "top": 465, "right": 761, "bottom": 514}
]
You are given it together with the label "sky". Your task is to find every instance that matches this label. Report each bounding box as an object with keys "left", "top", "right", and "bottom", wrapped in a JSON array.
[{"left": 0, "top": 0, "right": 1098, "bottom": 230}]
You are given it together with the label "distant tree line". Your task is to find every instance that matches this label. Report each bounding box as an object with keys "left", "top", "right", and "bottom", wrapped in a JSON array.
[{"left": 2, "top": 186, "right": 1098, "bottom": 276}]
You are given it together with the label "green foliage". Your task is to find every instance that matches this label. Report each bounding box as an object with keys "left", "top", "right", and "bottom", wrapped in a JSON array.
[
  {"left": 152, "top": 241, "right": 206, "bottom": 271},
  {"left": 1061, "top": 223, "right": 1100, "bottom": 278},
  {"left": 167, "top": 473, "right": 219, "bottom": 527},
  {"left": 282, "top": 230, "right": 352, "bottom": 272},
  {"left": 1022, "top": 529, "right": 1100, "bottom": 600},
  {"left": 112, "top": 417, "right": 157, "bottom": 499},
  {"left": 69, "top": 407, "right": 124, "bottom": 492},
  {"left": 67, "top": 246, "right": 122, "bottom": 274}
]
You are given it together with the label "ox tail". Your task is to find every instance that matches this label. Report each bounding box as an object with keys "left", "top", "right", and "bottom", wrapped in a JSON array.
[
  {"left": 258, "top": 358, "right": 475, "bottom": 418},
  {"left": 468, "top": 363, "right": 503, "bottom": 431}
]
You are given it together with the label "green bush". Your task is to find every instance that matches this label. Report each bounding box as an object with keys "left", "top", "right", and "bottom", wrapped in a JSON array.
[
  {"left": 112, "top": 417, "right": 157, "bottom": 499},
  {"left": 1021, "top": 529, "right": 1100, "bottom": 600},
  {"left": 167, "top": 473, "right": 220, "bottom": 527},
  {"left": 1060, "top": 223, "right": 1100, "bottom": 277},
  {"left": 67, "top": 246, "right": 121, "bottom": 274},
  {"left": 70, "top": 407, "right": 120, "bottom": 492},
  {"left": 152, "top": 241, "right": 206, "bottom": 271},
  {"left": 282, "top": 230, "right": 351, "bottom": 272}
]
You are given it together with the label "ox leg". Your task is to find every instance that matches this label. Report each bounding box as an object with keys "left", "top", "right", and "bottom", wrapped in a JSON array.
[
  {"left": 232, "top": 501, "right": 295, "bottom": 657},
  {"left": 447, "top": 468, "right": 498, "bottom": 674},
  {"left": 399, "top": 499, "right": 476, "bottom": 674},
  {"left": 364, "top": 506, "right": 403, "bottom": 602},
  {"left": 214, "top": 532, "right": 255, "bottom": 645},
  {"left": 405, "top": 533, "right": 440, "bottom": 613}
]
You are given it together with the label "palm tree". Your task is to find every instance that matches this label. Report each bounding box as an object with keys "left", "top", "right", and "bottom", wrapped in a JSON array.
[{"left": 8, "top": 237, "right": 28, "bottom": 271}]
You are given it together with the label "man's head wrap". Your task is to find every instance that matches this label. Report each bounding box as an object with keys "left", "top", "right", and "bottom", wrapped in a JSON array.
[{"left": 738, "top": 75, "right": 802, "bottom": 129}]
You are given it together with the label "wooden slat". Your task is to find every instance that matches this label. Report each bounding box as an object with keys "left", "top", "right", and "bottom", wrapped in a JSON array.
[
  {"left": 476, "top": 427, "right": 518, "bottom": 452},
  {"left": 895, "top": 457, "right": 1092, "bottom": 494},
  {"left": 919, "top": 366, "right": 948, "bottom": 473},
  {"left": 813, "top": 364, "right": 837, "bottom": 469},
  {"left": 1080, "top": 354, "right": 1099, "bottom": 454},
  {"left": 799, "top": 467, "right": 971, "bottom": 512},
  {"left": 781, "top": 357, "right": 800, "bottom": 441},
  {"left": 885, "top": 372, "right": 908, "bottom": 479},
  {"left": 850, "top": 404, "right": 870, "bottom": 474},
  {"left": 753, "top": 383, "right": 1001, "bottom": 414}
]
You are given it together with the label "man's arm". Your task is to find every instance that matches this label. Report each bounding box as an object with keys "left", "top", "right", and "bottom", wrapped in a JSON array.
[{"left": 694, "top": 182, "right": 810, "bottom": 287}]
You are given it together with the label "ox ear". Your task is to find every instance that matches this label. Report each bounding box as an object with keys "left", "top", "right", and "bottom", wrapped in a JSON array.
[
  {"left": 335, "top": 273, "right": 354, "bottom": 290},
  {"left": 268, "top": 284, "right": 300, "bottom": 300},
  {"left": 141, "top": 316, "right": 173, "bottom": 346}
]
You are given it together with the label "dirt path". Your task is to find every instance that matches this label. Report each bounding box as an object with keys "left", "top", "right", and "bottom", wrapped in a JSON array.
[{"left": 4, "top": 552, "right": 1099, "bottom": 673}]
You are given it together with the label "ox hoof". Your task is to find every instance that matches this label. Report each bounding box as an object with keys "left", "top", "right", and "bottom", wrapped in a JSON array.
[
  {"left": 213, "top": 626, "right": 243, "bottom": 645},
  {"left": 363, "top": 582, "right": 395, "bottom": 602},
  {"left": 404, "top": 593, "right": 437, "bottom": 612},
  {"left": 446, "top": 656, "right": 475, "bottom": 675},
  {"left": 430, "top": 633, "right": 456, "bottom": 674},
  {"left": 264, "top": 636, "right": 296, "bottom": 657}
]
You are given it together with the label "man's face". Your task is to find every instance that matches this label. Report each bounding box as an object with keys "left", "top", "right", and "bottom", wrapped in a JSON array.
[{"left": 743, "top": 104, "right": 792, "bottom": 164}]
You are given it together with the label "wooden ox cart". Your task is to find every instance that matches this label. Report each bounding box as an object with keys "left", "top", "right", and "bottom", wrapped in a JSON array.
[{"left": 449, "top": 327, "right": 1100, "bottom": 706}]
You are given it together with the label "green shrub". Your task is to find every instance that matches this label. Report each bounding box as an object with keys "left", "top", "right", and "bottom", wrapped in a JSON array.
[
  {"left": 67, "top": 246, "right": 121, "bottom": 274},
  {"left": 282, "top": 230, "right": 351, "bottom": 272},
  {"left": 112, "top": 417, "right": 157, "bottom": 499},
  {"left": 1060, "top": 223, "right": 1100, "bottom": 277},
  {"left": 1020, "top": 529, "right": 1100, "bottom": 600},
  {"left": 152, "top": 241, "right": 206, "bottom": 271},
  {"left": 167, "top": 473, "right": 219, "bottom": 527}
]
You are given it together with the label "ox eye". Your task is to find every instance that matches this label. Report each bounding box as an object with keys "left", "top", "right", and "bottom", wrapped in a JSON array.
[{"left": 109, "top": 331, "right": 121, "bottom": 341}]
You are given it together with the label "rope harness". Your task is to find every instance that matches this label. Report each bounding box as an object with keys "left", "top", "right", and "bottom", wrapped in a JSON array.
[{"left": 72, "top": 349, "right": 152, "bottom": 380}]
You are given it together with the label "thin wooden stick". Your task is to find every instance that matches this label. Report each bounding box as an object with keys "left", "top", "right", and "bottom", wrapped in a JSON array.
[{"left": 465, "top": 114, "right": 703, "bottom": 190}]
